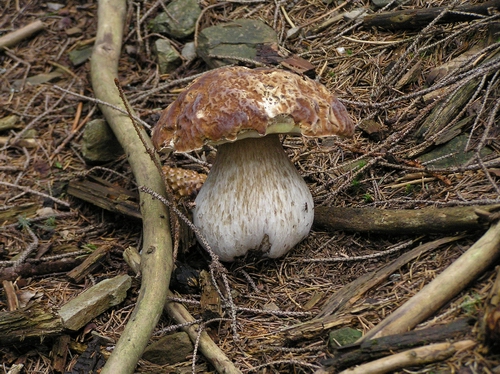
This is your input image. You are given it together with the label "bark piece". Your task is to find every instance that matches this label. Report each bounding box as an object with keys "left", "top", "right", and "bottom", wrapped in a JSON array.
[
  {"left": 68, "top": 336, "right": 106, "bottom": 374},
  {"left": 2, "top": 280, "right": 19, "bottom": 311},
  {"left": 67, "top": 178, "right": 141, "bottom": 220},
  {"left": 59, "top": 274, "right": 132, "bottom": 331},
  {"left": 0, "top": 203, "right": 39, "bottom": 224},
  {"left": 67, "top": 245, "right": 111, "bottom": 283}
]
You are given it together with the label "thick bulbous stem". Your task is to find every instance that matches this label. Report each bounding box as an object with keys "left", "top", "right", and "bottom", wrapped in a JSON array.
[{"left": 193, "top": 135, "right": 314, "bottom": 262}]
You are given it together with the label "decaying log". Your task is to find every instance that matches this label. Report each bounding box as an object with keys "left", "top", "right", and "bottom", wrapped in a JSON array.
[
  {"left": 282, "top": 313, "right": 354, "bottom": 342},
  {"left": 321, "top": 318, "right": 473, "bottom": 371},
  {"left": 0, "top": 303, "right": 63, "bottom": 345},
  {"left": 362, "top": 1, "right": 500, "bottom": 30},
  {"left": 313, "top": 205, "right": 499, "bottom": 234}
]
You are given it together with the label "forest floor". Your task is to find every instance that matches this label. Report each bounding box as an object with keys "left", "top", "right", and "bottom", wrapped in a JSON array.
[{"left": 1, "top": 0, "right": 500, "bottom": 373}]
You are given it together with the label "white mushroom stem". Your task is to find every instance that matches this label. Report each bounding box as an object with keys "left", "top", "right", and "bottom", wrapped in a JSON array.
[{"left": 193, "top": 134, "right": 314, "bottom": 262}]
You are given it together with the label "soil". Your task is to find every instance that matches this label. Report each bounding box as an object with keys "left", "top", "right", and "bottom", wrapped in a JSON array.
[{"left": 1, "top": 0, "right": 500, "bottom": 373}]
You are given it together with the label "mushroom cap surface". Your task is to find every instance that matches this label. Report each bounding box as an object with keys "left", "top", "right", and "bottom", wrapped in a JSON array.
[{"left": 152, "top": 66, "right": 354, "bottom": 152}]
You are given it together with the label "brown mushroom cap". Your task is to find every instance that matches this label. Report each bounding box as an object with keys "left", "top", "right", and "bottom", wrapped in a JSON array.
[{"left": 152, "top": 66, "right": 354, "bottom": 152}]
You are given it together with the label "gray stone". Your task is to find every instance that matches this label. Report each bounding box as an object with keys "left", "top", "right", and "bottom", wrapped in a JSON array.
[
  {"left": 197, "top": 19, "right": 278, "bottom": 68},
  {"left": 181, "top": 42, "right": 197, "bottom": 61},
  {"left": 142, "top": 332, "right": 193, "bottom": 365},
  {"left": 154, "top": 39, "right": 182, "bottom": 74},
  {"left": 150, "top": 0, "right": 201, "bottom": 39},
  {"left": 81, "top": 119, "right": 124, "bottom": 164}
]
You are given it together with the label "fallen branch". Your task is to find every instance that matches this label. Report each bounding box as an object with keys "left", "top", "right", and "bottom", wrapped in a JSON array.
[
  {"left": 89, "top": 0, "right": 173, "bottom": 373},
  {"left": 313, "top": 205, "right": 499, "bottom": 234},
  {"left": 360, "top": 220, "right": 500, "bottom": 342},
  {"left": 362, "top": 1, "right": 500, "bottom": 30},
  {"left": 0, "top": 20, "right": 45, "bottom": 50}
]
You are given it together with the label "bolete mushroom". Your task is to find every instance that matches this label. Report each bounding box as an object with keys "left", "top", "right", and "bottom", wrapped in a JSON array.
[{"left": 152, "top": 66, "right": 354, "bottom": 262}]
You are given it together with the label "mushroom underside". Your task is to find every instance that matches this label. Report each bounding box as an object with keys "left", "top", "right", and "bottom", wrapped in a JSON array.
[{"left": 193, "top": 134, "right": 314, "bottom": 262}]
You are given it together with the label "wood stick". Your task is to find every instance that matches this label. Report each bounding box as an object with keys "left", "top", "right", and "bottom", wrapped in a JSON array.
[
  {"left": 362, "top": 1, "right": 500, "bottom": 30},
  {"left": 0, "top": 20, "right": 45, "bottom": 49},
  {"left": 90, "top": 0, "right": 173, "bottom": 372},
  {"left": 335, "top": 340, "right": 476, "bottom": 374},
  {"left": 313, "top": 205, "right": 499, "bottom": 234},
  {"left": 360, "top": 220, "right": 500, "bottom": 342}
]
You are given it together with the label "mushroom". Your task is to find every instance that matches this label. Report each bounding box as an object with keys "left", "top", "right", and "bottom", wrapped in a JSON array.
[{"left": 152, "top": 66, "right": 354, "bottom": 262}]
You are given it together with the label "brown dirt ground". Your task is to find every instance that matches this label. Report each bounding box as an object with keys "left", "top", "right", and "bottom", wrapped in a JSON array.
[{"left": 1, "top": 0, "right": 500, "bottom": 373}]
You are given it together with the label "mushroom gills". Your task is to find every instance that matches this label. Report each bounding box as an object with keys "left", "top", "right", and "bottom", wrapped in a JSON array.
[{"left": 193, "top": 134, "right": 314, "bottom": 262}]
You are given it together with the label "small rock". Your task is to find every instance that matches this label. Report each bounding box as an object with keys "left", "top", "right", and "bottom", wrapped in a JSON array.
[
  {"left": 150, "top": 0, "right": 201, "bottom": 39},
  {"left": 81, "top": 119, "right": 124, "bottom": 164},
  {"left": 36, "top": 207, "right": 57, "bottom": 217},
  {"left": 47, "top": 2, "right": 65, "bottom": 11},
  {"left": 154, "top": 39, "right": 182, "bottom": 74},
  {"left": 181, "top": 41, "right": 197, "bottom": 61},
  {"left": 142, "top": 332, "right": 193, "bottom": 365},
  {"left": 197, "top": 19, "right": 278, "bottom": 68},
  {"left": 263, "top": 301, "right": 280, "bottom": 311},
  {"left": 343, "top": 8, "right": 368, "bottom": 21},
  {"left": 68, "top": 46, "right": 93, "bottom": 66},
  {"left": 0, "top": 115, "right": 21, "bottom": 131}
]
